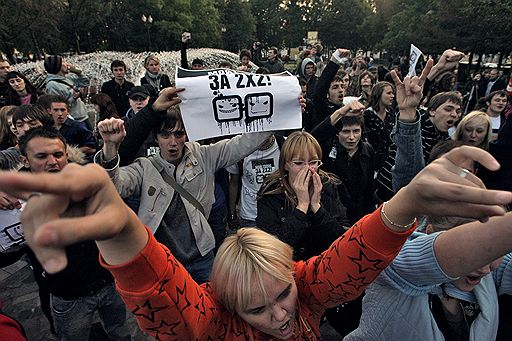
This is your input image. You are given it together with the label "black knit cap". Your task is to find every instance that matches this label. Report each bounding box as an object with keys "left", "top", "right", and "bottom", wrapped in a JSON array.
[{"left": 44, "top": 55, "right": 63, "bottom": 74}]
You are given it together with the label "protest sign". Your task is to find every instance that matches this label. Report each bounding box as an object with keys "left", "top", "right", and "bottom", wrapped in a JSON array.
[
  {"left": 408, "top": 44, "right": 423, "bottom": 77},
  {"left": 175, "top": 67, "right": 302, "bottom": 141},
  {"left": 0, "top": 207, "right": 26, "bottom": 253}
]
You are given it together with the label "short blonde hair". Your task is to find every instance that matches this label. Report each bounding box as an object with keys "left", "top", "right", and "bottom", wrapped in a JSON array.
[
  {"left": 210, "top": 228, "right": 294, "bottom": 314},
  {"left": 452, "top": 111, "right": 492, "bottom": 150},
  {"left": 144, "top": 54, "right": 160, "bottom": 68}
]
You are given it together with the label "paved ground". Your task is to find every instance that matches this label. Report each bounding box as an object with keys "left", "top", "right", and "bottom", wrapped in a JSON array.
[{"left": 0, "top": 256, "right": 341, "bottom": 340}]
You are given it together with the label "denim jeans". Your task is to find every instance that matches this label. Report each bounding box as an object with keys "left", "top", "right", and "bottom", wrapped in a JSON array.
[
  {"left": 51, "top": 283, "right": 131, "bottom": 341},
  {"left": 240, "top": 218, "right": 257, "bottom": 228},
  {"left": 184, "top": 250, "right": 214, "bottom": 284}
]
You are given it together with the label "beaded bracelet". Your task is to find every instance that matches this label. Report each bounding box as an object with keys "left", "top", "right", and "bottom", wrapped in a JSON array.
[{"left": 381, "top": 201, "right": 417, "bottom": 230}]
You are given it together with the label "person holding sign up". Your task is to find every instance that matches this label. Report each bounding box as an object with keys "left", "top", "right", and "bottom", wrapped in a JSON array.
[{"left": 94, "top": 87, "right": 302, "bottom": 283}]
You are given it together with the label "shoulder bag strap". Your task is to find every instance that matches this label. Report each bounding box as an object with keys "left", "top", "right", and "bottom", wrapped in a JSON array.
[{"left": 148, "top": 157, "right": 206, "bottom": 217}]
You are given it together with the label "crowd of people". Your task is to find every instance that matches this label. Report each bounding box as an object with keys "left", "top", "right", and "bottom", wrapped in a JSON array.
[{"left": 0, "top": 37, "right": 511, "bottom": 341}]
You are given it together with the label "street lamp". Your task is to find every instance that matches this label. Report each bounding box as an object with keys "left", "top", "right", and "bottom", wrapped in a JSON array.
[{"left": 141, "top": 14, "right": 153, "bottom": 51}]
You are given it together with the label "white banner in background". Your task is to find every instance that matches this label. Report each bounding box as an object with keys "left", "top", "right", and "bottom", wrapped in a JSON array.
[
  {"left": 408, "top": 44, "right": 423, "bottom": 77},
  {"left": 175, "top": 67, "right": 302, "bottom": 141}
]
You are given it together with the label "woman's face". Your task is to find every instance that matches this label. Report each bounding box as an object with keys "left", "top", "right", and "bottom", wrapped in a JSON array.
[
  {"left": 379, "top": 86, "right": 395, "bottom": 108},
  {"left": 461, "top": 117, "right": 488, "bottom": 147},
  {"left": 237, "top": 273, "right": 298, "bottom": 339},
  {"left": 284, "top": 151, "right": 321, "bottom": 184},
  {"left": 8, "top": 76, "right": 26, "bottom": 92},
  {"left": 146, "top": 59, "right": 160, "bottom": 74},
  {"left": 7, "top": 115, "right": 17, "bottom": 137}
]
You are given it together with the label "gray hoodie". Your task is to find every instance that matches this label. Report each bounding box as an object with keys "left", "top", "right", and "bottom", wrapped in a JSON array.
[{"left": 300, "top": 57, "right": 316, "bottom": 79}]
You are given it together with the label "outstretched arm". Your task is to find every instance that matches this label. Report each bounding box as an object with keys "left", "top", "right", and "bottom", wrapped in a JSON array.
[
  {"left": 298, "top": 145, "right": 512, "bottom": 309},
  {"left": 423, "top": 49, "right": 464, "bottom": 98},
  {"left": 391, "top": 59, "right": 433, "bottom": 191}
]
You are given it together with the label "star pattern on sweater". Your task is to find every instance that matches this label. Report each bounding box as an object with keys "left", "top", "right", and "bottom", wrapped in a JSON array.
[
  {"left": 321, "top": 255, "right": 334, "bottom": 275},
  {"left": 175, "top": 282, "right": 192, "bottom": 314},
  {"left": 342, "top": 273, "right": 371, "bottom": 292},
  {"left": 147, "top": 320, "right": 180, "bottom": 338},
  {"left": 325, "top": 278, "right": 352, "bottom": 301},
  {"left": 194, "top": 287, "right": 207, "bottom": 319},
  {"left": 347, "top": 225, "right": 366, "bottom": 249},
  {"left": 132, "top": 300, "right": 167, "bottom": 323},
  {"left": 158, "top": 278, "right": 170, "bottom": 294},
  {"left": 329, "top": 238, "right": 342, "bottom": 257},
  {"left": 348, "top": 249, "right": 383, "bottom": 273}
]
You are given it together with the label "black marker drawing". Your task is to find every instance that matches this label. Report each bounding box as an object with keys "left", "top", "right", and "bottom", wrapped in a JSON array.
[
  {"left": 245, "top": 92, "right": 273, "bottom": 124},
  {"left": 213, "top": 95, "right": 243, "bottom": 122},
  {"left": 3, "top": 222, "right": 24, "bottom": 242}
]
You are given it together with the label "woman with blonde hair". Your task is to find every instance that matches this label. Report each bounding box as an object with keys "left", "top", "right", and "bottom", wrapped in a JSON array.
[
  {"left": 2, "top": 143, "right": 510, "bottom": 340},
  {"left": 7, "top": 68, "right": 512, "bottom": 339},
  {"left": 257, "top": 131, "right": 350, "bottom": 260},
  {"left": 452, "top": 111, "right": 492, "bottom": 150},
  {"left": 140, "top": 54, "right": 171, "bottom": 95}
]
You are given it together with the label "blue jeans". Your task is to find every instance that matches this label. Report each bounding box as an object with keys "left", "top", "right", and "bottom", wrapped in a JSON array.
[
  {"left": 184, "top": 251, "right": 214, "bottom": 284},
  {"left": 240, "top": 218, "right": 257, "bottom": 228},
  {"left": 51, "top": 283, "right": 131, "bottom": 341}
]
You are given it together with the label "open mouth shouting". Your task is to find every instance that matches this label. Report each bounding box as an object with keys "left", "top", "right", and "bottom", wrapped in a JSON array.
[{"left": 277, "top": 320, "right": 293, "bottom": 338}]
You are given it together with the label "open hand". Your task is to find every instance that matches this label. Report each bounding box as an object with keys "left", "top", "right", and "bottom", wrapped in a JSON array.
[
  {"left": 152, "top": 87, "right": 184, "bottom": 112},
  {"left": 388, "top": 146, "right": 512, "bottom": 228}
]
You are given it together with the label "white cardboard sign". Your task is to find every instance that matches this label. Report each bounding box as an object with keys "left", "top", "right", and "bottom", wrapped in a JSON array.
[
  {"left": 0, "top": 206, "right": 26, "bottom": 253},
  {"left": 408, "top": 44, "right": 423, "bottom": 77},
  {"left": 175, "top": 67, "right": 302, "bottom": 141}
]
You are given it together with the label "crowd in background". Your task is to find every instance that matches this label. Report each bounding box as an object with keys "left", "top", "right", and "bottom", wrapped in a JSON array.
[{"left": 0, "top": 36, "right": 511, "bottom": 341}]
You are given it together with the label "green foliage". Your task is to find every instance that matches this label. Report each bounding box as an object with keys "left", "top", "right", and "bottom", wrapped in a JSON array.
[
  {"left": 1, "top": 0, "right": 510, "bottom": 61},
  {"left": 219, "top": 0, "right": 256, "bottom": 51}
]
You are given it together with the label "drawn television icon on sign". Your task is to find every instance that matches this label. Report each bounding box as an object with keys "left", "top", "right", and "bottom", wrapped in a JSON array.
[
  {"left": 213, "top": 95, "right": 243, "bottom": 122},
  {"left": 245, "top": 93, "right": 273, "bottom": 120}
]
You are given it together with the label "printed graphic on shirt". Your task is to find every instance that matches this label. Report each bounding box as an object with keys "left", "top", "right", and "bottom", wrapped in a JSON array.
[{"left": 250, "top": 158, "right": 276, "bottom": 184}]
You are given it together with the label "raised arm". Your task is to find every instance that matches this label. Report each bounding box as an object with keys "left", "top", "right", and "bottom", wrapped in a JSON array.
[
  {"left": 311, "top": 49, "right": 350, "bottom": 127},
  {"left": 391, "top": 59, "right": 433, "bottom": 191},
  {"left": 180, "top": 32, "right": 190, "bottom": 69},
  {"left": 295, "top": 145, "right": 512, "bottom": 310},
  {"left": 118, "top": 87, "right": 183, "bottom": 165},
  {"left": 423, "top": 49, "right": 464, "bottom": 98}
]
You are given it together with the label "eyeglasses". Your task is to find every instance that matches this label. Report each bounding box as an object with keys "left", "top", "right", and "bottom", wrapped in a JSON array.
[
  {"left": 290, "top": 160, "right": 323, "bottom": 167},
  {"left": 158, "top": 130, "right": 186, "bottom": 139}
]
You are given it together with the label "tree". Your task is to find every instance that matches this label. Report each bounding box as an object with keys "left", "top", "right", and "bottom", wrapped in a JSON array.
[
  {"left": 219, "top": 0, "right": 256, "bottom": 52},
  {"left": 313, "top": 0, "right": 372, "bottom": 50},
  {"left": 0, "top": 0, "right": 65, "bottom": 61},
  {"left": 250, "top": 0, "right": 282, "bottom": 46}
]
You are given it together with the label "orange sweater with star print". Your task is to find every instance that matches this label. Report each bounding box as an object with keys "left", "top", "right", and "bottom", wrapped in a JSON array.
[{"left": 101, "top": 207, "right": 415, "bottom": 340}]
